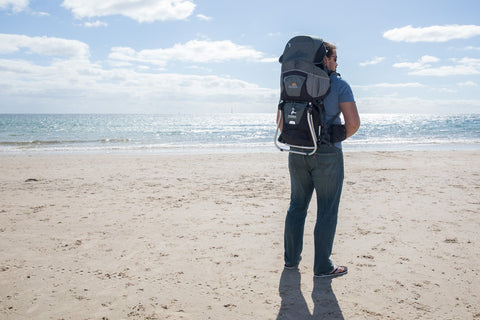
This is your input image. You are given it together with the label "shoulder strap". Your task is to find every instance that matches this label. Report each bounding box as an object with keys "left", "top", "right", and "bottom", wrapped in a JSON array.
[{"left": 327, "top": 111, "right": 342, "bottom": 125}]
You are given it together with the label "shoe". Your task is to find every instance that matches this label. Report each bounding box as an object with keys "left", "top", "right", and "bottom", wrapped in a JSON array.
[{"left": 314, "top": 265, "right": 348, "bottom": 278}]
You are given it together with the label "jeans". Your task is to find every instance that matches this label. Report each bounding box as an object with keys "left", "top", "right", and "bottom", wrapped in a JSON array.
[{"left": 284, "top": 146, "right": 344, "bottom": 275}]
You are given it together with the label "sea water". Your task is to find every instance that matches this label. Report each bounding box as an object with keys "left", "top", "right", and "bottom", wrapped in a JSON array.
[{"left": 0, "top": 113, "right": 479, "bottom": 154}]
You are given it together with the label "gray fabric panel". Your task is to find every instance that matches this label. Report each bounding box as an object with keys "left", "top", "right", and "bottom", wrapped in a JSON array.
[{"left": 281, "top": 60, "right": 330, "bottom": 99}]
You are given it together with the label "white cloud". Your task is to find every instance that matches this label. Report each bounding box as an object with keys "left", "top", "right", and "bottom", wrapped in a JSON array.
[
  {"left": 409, "top": 58, "right": 480, "bottom": 76},
  {"left": 354, "top": 82, "right": 425, "bottom": 89},
  {"left": 32, "top": 11, "right": 49, "bottom": 17},
  {"left": 420, "top": 55, "right": 440, "bottom": 63},
  {"left": 359, "top": 57, "right": 385, "bottom": 67},
  {"left": 0, "top": 0, "right": 50, "bottom": 16},
  {"left": 83, "top": 20, "right": 108, "bottom": 28},
  {"left": 61, "top": 0, "right": 196, "bottom": 23},
  {"left": 109, "top": 39, "right": 271, "bottom": 67},
  {"left": 0, "top": 58, "right": 277, "bottom": 112},
  {"left": 458, "top": 81, "right": 477, "bottom": 87},
  {"left": 383, "top": 24, "right": 480, "bottom": 42},
  {"left": 393, "top": 55, "right": 480, "bottom": 76},
  {"left": 0, "top": 35, "right": 276, "bottom": 113},
  {"left": 0, "top": 0, "right": 28, "bottom": 12},
  {"left": 357, "top": 95, "right": 480, "bottom": 114},
  {"left": 436, "top": 87, "right": 457, "bottom": 93},
  {"left": 393, "top": 55, "right": 440, "bottom": 70},
  {"left": 0, "top": 33, "right": 90, "bottom": 58},
  {"left": 196, "top": 14, "right": 211, "bottom": 21}
]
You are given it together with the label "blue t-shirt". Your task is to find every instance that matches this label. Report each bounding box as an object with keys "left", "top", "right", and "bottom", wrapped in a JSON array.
[{"left": 323, "top": 73, "right": 355, "bottom": 148}]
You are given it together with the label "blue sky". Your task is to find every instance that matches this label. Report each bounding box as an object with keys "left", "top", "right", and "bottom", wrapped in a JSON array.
[{"left": 0, "top": 0, "right": 479, "bottom": 114}]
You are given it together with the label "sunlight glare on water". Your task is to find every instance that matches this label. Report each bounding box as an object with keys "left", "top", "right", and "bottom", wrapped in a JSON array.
[{"left": 0, "top": 113, "right": 478, "bottom": 154}]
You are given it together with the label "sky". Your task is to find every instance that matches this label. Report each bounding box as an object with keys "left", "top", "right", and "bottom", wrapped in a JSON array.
[{"left": 0, "top": 0, "right": 479, "bottom": 114}]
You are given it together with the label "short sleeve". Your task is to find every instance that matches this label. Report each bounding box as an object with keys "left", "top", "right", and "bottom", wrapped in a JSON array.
[{"left": 338, "top": 80, "right": 355, "bottom": 103}]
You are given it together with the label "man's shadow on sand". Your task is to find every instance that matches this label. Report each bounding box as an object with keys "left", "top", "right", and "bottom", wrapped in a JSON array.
[{"left": 276, "top": 269, "right": 344, "bottom": 320}]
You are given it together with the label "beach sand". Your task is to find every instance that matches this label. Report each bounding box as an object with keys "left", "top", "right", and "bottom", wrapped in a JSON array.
[{"left": 1, "top": 151, "right": 479, "bottom": 319}]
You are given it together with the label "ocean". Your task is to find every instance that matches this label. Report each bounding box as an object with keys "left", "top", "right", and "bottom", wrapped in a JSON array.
[{"left": 0, "top": 113, "right": 479, "bottom": 154}]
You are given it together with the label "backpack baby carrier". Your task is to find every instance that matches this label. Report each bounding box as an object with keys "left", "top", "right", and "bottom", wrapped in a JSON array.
[{"left": 274, "top": 35, "right": 341, "bottom": 155}]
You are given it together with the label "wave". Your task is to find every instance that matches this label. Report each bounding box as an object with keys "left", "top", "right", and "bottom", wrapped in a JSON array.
[{"left": 0, "top": 138, "right": 132, "bottom": 147}]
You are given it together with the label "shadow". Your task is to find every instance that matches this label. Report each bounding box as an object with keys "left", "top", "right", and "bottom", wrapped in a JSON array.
[
  {"left": 276, "top": 269, "right": 344, "bottom": 320},
  {"left": 312, "top": 277, "right": 344, "bottom": 319},
  {"left": 277, "top": 269, "right": 311, "bottom": 320}
]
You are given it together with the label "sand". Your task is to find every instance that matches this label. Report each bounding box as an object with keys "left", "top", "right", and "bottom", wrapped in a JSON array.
[{"left": 1, "top": 151, "right": 479, "bottom": 319}]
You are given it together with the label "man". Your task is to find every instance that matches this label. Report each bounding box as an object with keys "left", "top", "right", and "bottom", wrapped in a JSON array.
[{"left": 282, "top": 41, "right": 360, "bottom": 278}]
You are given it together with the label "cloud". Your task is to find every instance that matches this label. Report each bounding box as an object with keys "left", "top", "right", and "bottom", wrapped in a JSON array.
[
  {"left": 32, "top": 11, "right": 49, "bottom": 17},
  {"left": 0, "top": 57, "right": 277, "bottom": 112},
  {"left": 83, "top": 20, "right": 108, "bottom": 28},
  {"left": 405, "top": 57, "right": 480, "bottom": 76},
  {"left": 0, "top": 34, "right": 276, "bottom": 113},
  {"left": 0, "top": 33, "right": 90, "bottom": 58},
  {"left": 393, "top": 55, "right": 440, "bottom": 70},
  {"left": 357, "top": 95, "right": 480, "bottom": 114},
  {"left": 464, "top": 46, "right": 480, "bottom": 51},
  {"left": 359, "top": 57, "right": 385, "bottom": 67},
  {"left": 393, "top": 55, "right": 480, "bottom": 76},
  {"left": 458, "top": 81, "right": 477, "bottom": 87},
  {"left": 61, "top": 0, "right": 196, "bottom": 23},
  {"left": 108, "top": 39, "right": 271, "bottom": 67},
  {"left": 354, "top": 82, "right": 425, "bottom": 89},
  {"left": 0, "top": 0, "right": 49, "bottom": 16},
  {"left": 196, "top": 14, "right": 211, "bottom": 21},
  {"left": 383, "top": 24, "right": 480, "bottom": 42},
  {"left": 0, "top": 0, "right": 29, "bottom": 12}
]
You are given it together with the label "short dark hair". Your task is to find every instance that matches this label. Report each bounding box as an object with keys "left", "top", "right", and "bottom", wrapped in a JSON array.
[{"left": 324, "top": 42, "right": 336, "bottom": 58}]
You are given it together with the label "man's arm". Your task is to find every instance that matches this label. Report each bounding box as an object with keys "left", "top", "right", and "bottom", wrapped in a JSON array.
[{"left": 339, "top": 101, "right": 360, "bottom": 138}]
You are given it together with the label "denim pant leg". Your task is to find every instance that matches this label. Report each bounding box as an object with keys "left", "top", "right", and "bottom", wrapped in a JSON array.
[
  {"left": 284, "top": 153, "right": 314, "bottom": 267},
  {"left": 310, "top": 147, "right": 344, "bottom": 275}
]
